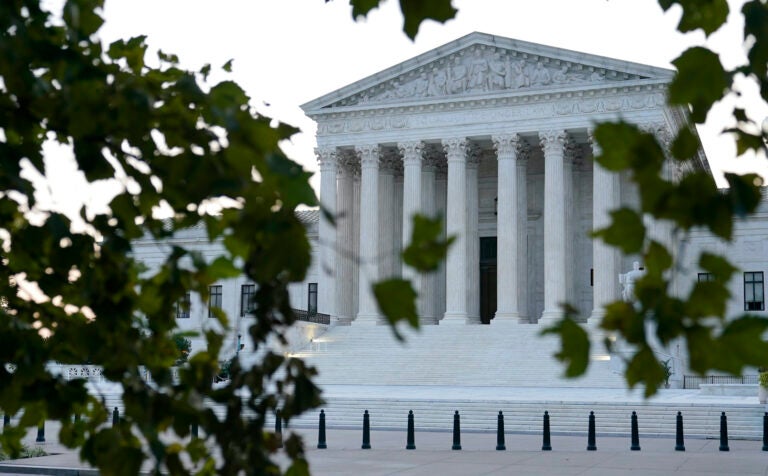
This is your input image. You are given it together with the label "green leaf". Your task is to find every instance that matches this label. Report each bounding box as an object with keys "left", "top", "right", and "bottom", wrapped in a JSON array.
[
  {"left": 592, "top": 208, "right": 645, "bottom": 254},
  {"left": 373, "top": 278, "right": 419, "bottom": 341},
  {"left": 659, "top": 0, "right": 729, "bottom": 36},
  {"left": 399, "top": 0, "right": 457, "bottom": 40},
  {"left": 670, "top": 127, "right": 699, "bottom": 161},
  {"left": 402, "top": 214, "right": 454, "bottom": 272},
  {"left": 724, "top": 173, "right": 763, "bottom": 217},
  {"left": 624, "top": 346, "right": 666, "bottom": 397},
  {"left": 669, "top": 47, "right": 731, "bottom": 123},
  {"left": 540, "top": 316, "right": 590, "bottom": 378}
]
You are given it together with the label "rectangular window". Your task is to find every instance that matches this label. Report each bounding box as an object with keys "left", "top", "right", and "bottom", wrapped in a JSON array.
[
  {"left": 308, "top": 283, "right": 318, "bottom": 315},
  {"left": 744, "top": 271, "right": 764, "bottom": 311},
  {"left": 175, "top": 292, "right": 191, "bottom": 319},
  {"left": 698, "top": 272, "right": 715, "bottom": 282},
  {"left": 240, "top": 284, "right": 255, "bottom": 317},
  {"left": 208, "top": 285, "right": 222, "bottom": 318}
]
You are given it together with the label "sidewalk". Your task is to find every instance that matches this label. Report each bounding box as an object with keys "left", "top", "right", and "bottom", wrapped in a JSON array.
[{"left": 1, "top": 426, "right": 767, "bottom": 475}]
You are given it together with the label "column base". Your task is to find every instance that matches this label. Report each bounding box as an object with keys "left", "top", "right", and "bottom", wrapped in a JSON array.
[
  {"left": 354, "top": 314, "right": 381, "bottom": 326},
  {"left": 440, "top": 312, "right": 468, "bottom": 325},
  {"left": 587, "top": 309, "right": 605, "bottom": 328},
  {"left": 418, "top": 316, "right": 439, "bottom": 325},
  {"left": 539, "top": 309, "right": 564, "bottom": 323},
  {"left": 493, "top": 311, "right": 520, "bottom": 324}
]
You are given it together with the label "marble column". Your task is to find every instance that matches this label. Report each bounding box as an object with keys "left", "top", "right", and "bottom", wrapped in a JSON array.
[
  {"left": 421, "top": 155, "right": 438, "bottom": 324},
  {"left": 539, "top": 130, "right": 568, "bottom": 322},
  {"left": 516, "top": 146, "right": 530, "bottom": 322},
  {"left": 563, "top": 141, "right": 577, "bottom": 311},
  {"left": 352, "top": 170, "right": 361, "bottom": 319},
  {"left": 355, "top": 144, "right": 381, "bottom": 324},
  {"left": 393, "top": 172, "right": 404, "bottom": 278},
  {"left": 492, "top": 134, "right": 521, "bottom": 323},
  {"left": 465, "top": 146, "right": 481, "bottom": 324},
  {"left": 589, "top": 130, "right": 620, "bottom": 321},
  {"left": 400, "top": 141, "right": 423, "bottom": 285},
  {"left": 379, "top": 151, "right": 398, "bottom": 279},
  {"left": 335, "top": 152, "right": 356, "bottom": 323},
  {"left": 316, "top": 147, "right": 337, "bottom": 319},
  {"left": 435, "top": 165, "right": 448, "bottom": 322},
  {"left": 442, "top": 138, "right": 468, "bottom": 324}
]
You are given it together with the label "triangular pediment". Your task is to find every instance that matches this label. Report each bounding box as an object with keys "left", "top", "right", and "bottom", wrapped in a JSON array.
[{"left": 302, "top": 32, "right": 674, "bottom": 113}]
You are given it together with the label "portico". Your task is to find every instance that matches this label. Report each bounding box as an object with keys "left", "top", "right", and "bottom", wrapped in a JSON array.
[{"left": 302, "top": 32, "right": 705, "bottom": 326}]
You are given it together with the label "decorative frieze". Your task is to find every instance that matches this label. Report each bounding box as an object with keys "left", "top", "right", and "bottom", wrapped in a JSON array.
[{"left": 328, "top": 45, "right": 646, "bottom": 108}]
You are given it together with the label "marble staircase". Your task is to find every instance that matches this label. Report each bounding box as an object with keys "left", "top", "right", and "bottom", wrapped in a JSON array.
[{"left": 291, "top": 322, "right": 625, "bottom": 388}]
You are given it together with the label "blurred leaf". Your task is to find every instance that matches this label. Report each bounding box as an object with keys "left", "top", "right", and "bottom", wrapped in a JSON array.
[
  {"left": 669, "top": 47, "right": 731, "bottom": 123},
  {"left": 402, "top": 214, "right": 454, "bottom": 272},
  {"left": 541, "top": 314, "right": 590, "bottom": 378},
  {"left": 373, "top": 278, "right": 419, "bottom": 341}
]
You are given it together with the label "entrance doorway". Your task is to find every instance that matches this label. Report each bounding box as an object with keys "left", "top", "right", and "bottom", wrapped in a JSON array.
[{"left": 479, "top": 237, "right": 497, "bottom": 324}]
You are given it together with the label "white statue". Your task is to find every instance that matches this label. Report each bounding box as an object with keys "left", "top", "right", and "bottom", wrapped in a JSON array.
[{"left": 619, "top": 261, "right": 645, "bottom": 302}]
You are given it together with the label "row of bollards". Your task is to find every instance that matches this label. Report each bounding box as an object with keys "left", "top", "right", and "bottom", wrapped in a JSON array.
[{"left": 309, "top": 409, "right": 768, "bottom": 451}]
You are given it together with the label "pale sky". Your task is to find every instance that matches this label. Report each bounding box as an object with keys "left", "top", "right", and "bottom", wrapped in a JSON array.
[{"left": 36, "top": 0, "right": 768, "bottom": 218}]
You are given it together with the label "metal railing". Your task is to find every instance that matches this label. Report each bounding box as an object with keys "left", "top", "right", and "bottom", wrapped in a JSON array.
[
  {"left": 293, "top": 309, "right": 330, "bottom": 325},
  {"left": 683, "top": 374, "right": 758, "bottom": 389}
]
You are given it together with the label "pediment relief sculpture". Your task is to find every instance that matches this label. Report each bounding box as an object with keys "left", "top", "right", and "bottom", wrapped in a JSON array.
[{"left": 327, "top": 46, "right": 648, "bottom": 108}]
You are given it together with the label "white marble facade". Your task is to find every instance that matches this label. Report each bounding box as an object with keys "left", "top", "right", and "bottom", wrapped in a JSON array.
[{"left": 301, "top": 32, "right": 709, "bottom": 326}]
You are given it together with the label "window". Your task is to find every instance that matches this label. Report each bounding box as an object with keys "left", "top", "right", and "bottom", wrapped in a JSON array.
[
  {"left": 208, "top": 285, "right": 222, "bottom": 318},
  {"left": 698, "top": 273, "right": 715, "bottom": 282},
  {"left": 240, "top": 284, "right": 255, "bottom": 317},
  {"left": 175, "top": 292, "right": 191, "bottom": 319},
  {"left": 744, "top": 271, "right": 764, "bottom": 311},
  {"left": 308, "top": 283, "right": 318, "bottom": 315}
]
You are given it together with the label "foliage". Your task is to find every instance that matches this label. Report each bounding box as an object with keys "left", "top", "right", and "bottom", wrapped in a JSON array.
[
  {"left": 0, "top": 1, "right": 450, "bottom": 474},
  {"left": 759, "top": 371, "right": 768, "bottom": 389},
  {"left": 351, "top": 0, "right": 768, "bottom": 397},
  {"left": 661, "top": 359, "right": 673, "bottom": 386},
  {"left": 172, "top": 334, "right": 192, "bottom": 366},
  {"left": 0, "top": 443, "right": 48, "bottom": 461}
]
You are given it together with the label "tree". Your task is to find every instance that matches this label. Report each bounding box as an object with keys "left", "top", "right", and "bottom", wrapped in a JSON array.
[
  {"left": 0, "top": 1, "right": 451, "bottom": 473},
  {"left": 350, "top": 0, "right": 768, "bottom": 397}
]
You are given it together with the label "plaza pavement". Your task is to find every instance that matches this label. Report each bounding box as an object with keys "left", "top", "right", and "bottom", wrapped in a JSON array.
[{"left": 0, "top": 386, "right": 766, "bottom": 475}]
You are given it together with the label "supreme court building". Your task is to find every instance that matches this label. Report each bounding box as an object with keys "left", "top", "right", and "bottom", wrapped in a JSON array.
[{"left": 301, "top": 32, "right": 708, "bottom": 327}]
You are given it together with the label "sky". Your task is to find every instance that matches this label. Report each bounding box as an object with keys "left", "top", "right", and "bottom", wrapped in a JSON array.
[{"left": 36, "top": 0, "right": 768, "bottom": 217}]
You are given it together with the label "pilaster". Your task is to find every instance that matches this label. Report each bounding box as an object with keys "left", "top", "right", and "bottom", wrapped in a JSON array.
[{"left": 466, "top": 144, "right": 481, "bottom": 324}]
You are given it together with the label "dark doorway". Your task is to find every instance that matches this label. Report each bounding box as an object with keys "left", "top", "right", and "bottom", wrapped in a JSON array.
[{"left": 480, "top": 237, "right": 497, "bottom": 324}]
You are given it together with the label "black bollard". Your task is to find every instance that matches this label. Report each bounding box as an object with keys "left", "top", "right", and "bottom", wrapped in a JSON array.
[
  {"left": 275, "top": 409, "right": 283, "bottom": 449},
  {"left": 112, "top": 407, "right": 119, "bottom": 427},
  {"left": 3, "top": 414, "right": 9, "bottom": 429},
  {"left": 542, "top": 411, "right": 552, "bottom": 451},
  {"left": 586, "top": 411, "right": 597, "bottom": 451},
  {"left": 361, "top": 410, "right": 371, "bottom": 449},
  {"left": 191, "top": 423, "right": 199, "bottom": 439},
  {"left": 496, "top": 411, "right": 506, "bottom": 451},
  {"left": 719, "top": 412, "right": 729, "bottom": 451},
  {"left": 675, "top": 411, "right": 685, "bottom": 451},
  {"left": 317, "top": 410, "right": 327, "bottom": 449},
  {"left": 73, "top": 413, "right": 80, "bottom": 424},
  {"left": 630, "top": 411, "right": 641, "bottom": 451},
  {"left": 451, "top": 410, "right": 461, "bottom": 450},
  {"left": 406, "top": 410, "right": 415, "bottom": 450},
  {"left": 35, "top": 422, "right": 45, "bottom": 443},
  {"left": 763, "top": 413, "right": 768, "bottom": 452}
]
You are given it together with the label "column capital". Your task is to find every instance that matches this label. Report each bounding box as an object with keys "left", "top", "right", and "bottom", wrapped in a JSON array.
[
  {"left": 539, "top": 130, "right": 568, "bottom": 155},
  {"left": 380, "top": 149, "right": 401, "bottom": 173},
  {"left": 587, "top": 127, "right": 602, "bottom": 156},
  {"left": 398, "top": 141, "right": 423, "bottom": 165},
  {"left": 467, "top": 143, "right": 482, "bottom": 169},
  {"left": 356, "top": 144, "right": 380, "bottom": 168},
  {"left": 442, "top": 138, "right": 468, "bottom": 162},
  {"left": 315, "top": 147, "right": 337, "bottom": 171},
  {"left": 492, "top": 134, "right": 521, "bottom": 159}
]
